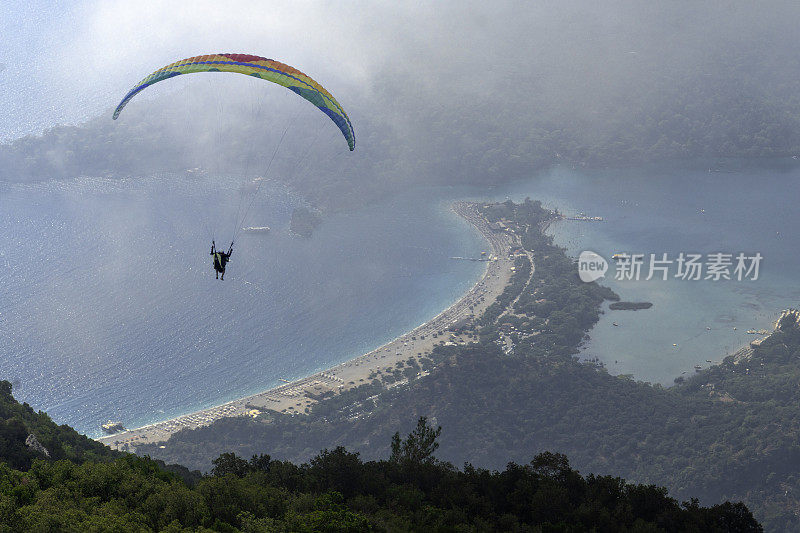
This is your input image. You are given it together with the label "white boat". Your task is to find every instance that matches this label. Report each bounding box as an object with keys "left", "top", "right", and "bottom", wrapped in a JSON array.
[{"left": 242, "top": 226, "right": 271, "bottom": 234}]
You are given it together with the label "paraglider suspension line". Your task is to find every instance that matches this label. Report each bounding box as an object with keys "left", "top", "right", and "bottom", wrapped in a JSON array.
[{"left": 233, "top": 117, "right": 293, "bottom": 242}]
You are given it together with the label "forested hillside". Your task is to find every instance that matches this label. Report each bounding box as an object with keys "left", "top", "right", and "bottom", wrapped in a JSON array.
[
  {"left": 0, "top": 390, "right": 761, "bottom": 531},
  {"left": 0, "top": 380, "right": 116, "bottom": 470}
]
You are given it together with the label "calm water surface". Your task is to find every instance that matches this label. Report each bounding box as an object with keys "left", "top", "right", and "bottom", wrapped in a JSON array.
[{"left": 0, "top": 174, "right": 486, "bottom": 436}]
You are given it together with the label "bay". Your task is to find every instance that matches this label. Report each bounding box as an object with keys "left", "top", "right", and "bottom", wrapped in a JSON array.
[{"left": 0, "top": 174, "right": 486, "bottom": 437}]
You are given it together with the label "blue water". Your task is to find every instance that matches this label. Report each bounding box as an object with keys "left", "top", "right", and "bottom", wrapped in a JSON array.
[
  {"left": 3, "top": 160, "right": 800, "bottom": 436},
  {"left": 0, "top": 174, "right": 486, "bottom": 436}
]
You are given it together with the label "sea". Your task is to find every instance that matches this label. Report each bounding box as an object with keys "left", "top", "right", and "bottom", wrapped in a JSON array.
[{"left": 1, "top": 160, "right": 799, "bottom": 436}]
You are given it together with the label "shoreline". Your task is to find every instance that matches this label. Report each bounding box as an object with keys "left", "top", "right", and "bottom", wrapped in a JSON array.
[{"left": 99, "top": 201, "right": 519, "bottom": 451}]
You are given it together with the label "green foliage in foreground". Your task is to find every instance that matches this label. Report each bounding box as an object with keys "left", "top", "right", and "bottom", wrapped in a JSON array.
[{"left": 0, "top": 413, "right": 760, "bottom": 532}]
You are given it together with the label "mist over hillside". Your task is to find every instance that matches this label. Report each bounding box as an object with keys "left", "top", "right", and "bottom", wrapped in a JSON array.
[{"left": 2, "top": 2, "right": 799, "bottom": 209}]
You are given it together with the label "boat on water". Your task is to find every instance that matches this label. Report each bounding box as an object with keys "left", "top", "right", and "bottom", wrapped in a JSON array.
[
  {"left": 101, "top": 420, "right": 125, "bottom": 434},
  {"left": 242, "top": 226, "right": 271, "bottom": 234},
  {"left": 566, "top": 214, "right": 604, "bottom": 221}
]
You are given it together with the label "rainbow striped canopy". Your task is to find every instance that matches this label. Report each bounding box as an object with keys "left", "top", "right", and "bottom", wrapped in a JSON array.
[{"left": 113, "top": 53, "right": 355, "bottom": 151}]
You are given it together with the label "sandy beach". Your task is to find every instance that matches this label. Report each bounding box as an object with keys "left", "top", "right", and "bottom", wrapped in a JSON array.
[{"left": 99, "top": 202, "right": 519, "bottom": 451}]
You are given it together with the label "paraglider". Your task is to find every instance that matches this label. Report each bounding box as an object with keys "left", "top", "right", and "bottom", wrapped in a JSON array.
[
  {"left": 210, "top": 240, "right": 233, "bottom": 280},
  {"left": 113, "top": 53, "right": 355, "bottom": 282},
  {"left": 112, "top": 53, "right": 355, "bottom": 151}
]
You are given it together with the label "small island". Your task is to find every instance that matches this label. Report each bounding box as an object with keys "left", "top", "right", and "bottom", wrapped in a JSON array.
[
  {"left": 609, "top": 301, "right": 653, "bottom": 311},
  {"left": 289, "top": 206, "right": 322, "bottom": 237}
]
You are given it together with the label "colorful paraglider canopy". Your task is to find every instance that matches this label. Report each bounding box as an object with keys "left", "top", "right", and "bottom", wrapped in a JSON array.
[{"left": 112, "top": 53, "right": 355, "bottom": 151}]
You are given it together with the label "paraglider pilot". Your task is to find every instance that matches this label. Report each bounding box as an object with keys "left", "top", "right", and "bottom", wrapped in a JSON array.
[{"left": 211, "top": 240, "right": 233, "bottom": 280}]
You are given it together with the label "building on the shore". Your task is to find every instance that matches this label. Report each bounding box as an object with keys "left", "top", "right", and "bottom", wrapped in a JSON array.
[{"left": 750, "top": 337, "right": 766, "bottom": 349}]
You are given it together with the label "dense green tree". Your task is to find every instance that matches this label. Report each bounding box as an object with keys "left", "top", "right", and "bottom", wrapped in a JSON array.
[{"left": 389, "top": 417, "right": 441, "bottom": 466}]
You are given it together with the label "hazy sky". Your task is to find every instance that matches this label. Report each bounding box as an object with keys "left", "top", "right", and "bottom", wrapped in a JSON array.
[
  {"left": 0, "top": 1, "right": 378, "bottom": 139},
  {"left": 1, "top": 1, "right": 798, "bottom": 142}
]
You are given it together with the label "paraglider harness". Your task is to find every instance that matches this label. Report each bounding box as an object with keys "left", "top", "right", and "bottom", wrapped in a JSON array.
[{"left": 211, "top": 240, "right": 233, "bottom": 280}]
